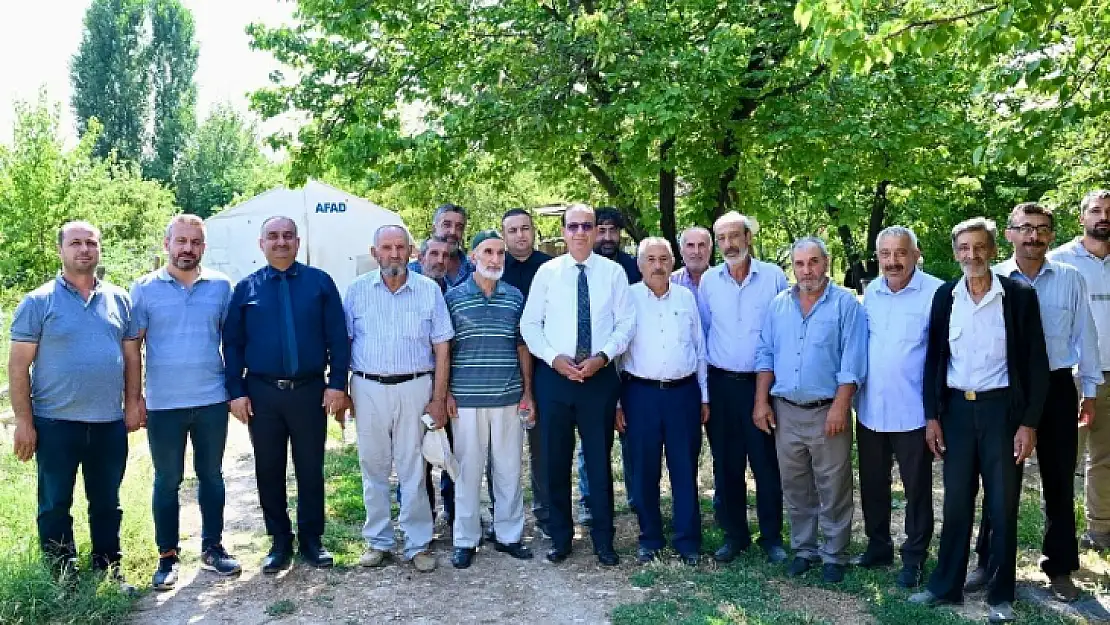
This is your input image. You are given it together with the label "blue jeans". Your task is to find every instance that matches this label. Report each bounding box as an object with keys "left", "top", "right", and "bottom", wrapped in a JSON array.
[
  {"left": 147, "top": 402, "right": 229, "bottom": 553},
  {"left": 35, "top": 417, "right": 128, "bottom": 568}
]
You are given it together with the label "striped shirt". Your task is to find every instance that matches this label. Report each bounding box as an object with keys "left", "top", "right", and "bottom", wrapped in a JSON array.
[
  {"left": 445, "top": 278, "right": 525, "bottom": 408},
  {"left": 130, "top": 267, "right": 233, "bottom": 410},
  {"left": 994, "top": 258, "right": 1103, "bottom": 397},
  {"left": 344, "top": 269, "right": 454, "bottom": 375},
  {"left": 1049, "top": 237, "right": 1110, "bottom": 371}
]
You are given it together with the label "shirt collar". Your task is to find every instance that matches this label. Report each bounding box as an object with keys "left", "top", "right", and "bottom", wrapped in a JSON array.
[
  {"left": 157, "top": 266, "right": 213, "bottom": 284},
  {"left": 263, "top": 262, "right": 300, "bottom": 280},
  {"left": 954, "top": 272, "right": 1005, "bottom": 302},
  {"left": 876, "top": 267, "right": 923, "bottom": 295},
  {"left": 464, "top": 275, "right": 507, "bottom": 297},
  {"left": 635, "top": 281, "right": 672, "bottom": 300},
  {"left": 55, "top": 273, "right": 101, "bottom": 299},
  {"left": 714, "top": 258, "right": 762, "bottom": 285},
  {"left": 995, "top": 257, "right": 1054, "bottom": 283},
  {"left": 564, "top": 252, "right": 596, "bottom": 269}
]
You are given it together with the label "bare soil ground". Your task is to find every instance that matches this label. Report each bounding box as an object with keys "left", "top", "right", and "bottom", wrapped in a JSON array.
[{"left": 128, "top": 423, "right": 1110, "bottom": 624}]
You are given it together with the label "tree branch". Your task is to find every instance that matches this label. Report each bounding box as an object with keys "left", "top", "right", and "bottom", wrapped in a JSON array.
[{"left": 886, "top": 4, "right": 1000, "bottom": 40}]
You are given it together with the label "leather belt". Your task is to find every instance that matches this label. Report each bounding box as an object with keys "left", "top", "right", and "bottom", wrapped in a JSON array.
[
  {"left": 776, "top": 397, "right": 834, "bottom": 410},
  {"left": 353, "top": 370, "right": 432, "bottom": 385},
  {"left": 950, "top": 387, "right": 1009, "bottom": 402},
  {"left": 249, "top": 374, "right": 323, "bottom": 391},
  {"left": 623, "top": 373, "right": 696, "bottom": 390},
  {"left": 707, "top": 365, "right": 757, "bottom": 381}
]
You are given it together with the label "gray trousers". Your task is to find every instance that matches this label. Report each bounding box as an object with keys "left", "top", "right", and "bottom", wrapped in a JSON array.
[{"left": 773, "top": 398, "right": 854, "bottom": 564}]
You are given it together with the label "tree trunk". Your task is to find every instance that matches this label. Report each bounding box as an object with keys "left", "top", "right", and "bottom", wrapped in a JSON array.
[
  {"left": 659, "top": 137, "right": 678, "bottom": 259},
  {"left": 864, "top": 180, "right": 891, "bottom": 278},
  {"left": 824, "top": 202, "right": 867, "bottom": 293}
]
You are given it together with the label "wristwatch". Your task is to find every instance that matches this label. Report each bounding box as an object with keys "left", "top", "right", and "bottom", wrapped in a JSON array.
[{"left": 597, "top": 351, "right": 610, "bottom": 365}]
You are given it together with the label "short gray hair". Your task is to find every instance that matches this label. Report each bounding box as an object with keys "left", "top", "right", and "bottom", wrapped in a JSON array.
[
  {"left": 433, "top": 203, "right": 467, "bottom": 223},
  {"left": 636, "top": 236, "right": 674, "bottom": 261},
  {"left": 165, "top": 214, "right": 206, "bottom": 240},
  {"left": 712, "top": 211, "right": 759, "bottom": 235},
  {"left": 57, "top": 220, "right": 101, "bottom": 247},
  {"left": 1081, "top": 189, "right": 1110, "bottom": 213},
  {"left": 374, "top": 224, "right": 413, "bottom": 247},
  {"left": 791, "top": 236, "right": 828, "bottom": 258},
  {"left": 875, "top": 226, "right": 919, "bottom": 250},
  {"left": 679, "top": 226, "right": 712, "bottom": 247},
  {"left": 260, "top": 215, "right": 297, "bottom": 236},
  {"left": 420, "top": 234, "right": 458, "bottom": 257},
  {"left": 950, "top": 217, "right": 997, "bottom": 249}
]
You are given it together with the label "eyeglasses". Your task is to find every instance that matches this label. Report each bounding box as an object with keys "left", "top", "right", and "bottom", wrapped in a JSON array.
[
  {"left": 1007, "top": 224, "right": 1053, "bottom": 235},
  {"left": 565, "top": 222, "right": 595, "bottom": 233}
]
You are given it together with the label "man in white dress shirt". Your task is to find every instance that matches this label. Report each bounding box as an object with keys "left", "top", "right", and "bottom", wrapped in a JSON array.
[
  {"left": 344, "top": 225, "right": 454, "bottom": 574},
  {"left": 970, "top": 203, "right": 1102, "bottom": 601},
  {"left": 521, "top": 203, "right": 635, "bottom": 566},
  {"left": 856, "top": 226, "right": 942, "bottom": 589},
  {"left": 617, "top": 237, "right": 708, "bottom": 566},
  {"left": 1049, "top": 189, "right": 1110, "bottom": 552},
  {"left": 911, "top": 218, "right": 1049, "bottom": 623},
  {"left": 698, "top": 211, "right": 789, "bottom": 564}
]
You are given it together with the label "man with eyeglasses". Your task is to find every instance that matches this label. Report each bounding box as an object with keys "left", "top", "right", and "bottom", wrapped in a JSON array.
[
  {"left": 1050, "top": 189, "right": 1110, "bottom": 553},
  {"left": 855, "top": 226, "right": 942, "bottom": 589},
  {"left": 521, "top": 204, "right": 635, "bottom": 566},
  {"left": 970, "top": 203, "right": 1101, "bottom": 602},
  {"left": 910, "top": 218, "right": 1049, "bottom": 623}
]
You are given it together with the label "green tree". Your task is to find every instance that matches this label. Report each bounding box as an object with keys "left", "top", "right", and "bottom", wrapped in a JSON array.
[
  {"left": 174, "top": 104, "right": 273, "bottom": 218},
  {"left": 70, "top": 0, "right": 198, "bottom": 180},
  {"left": 0, "top": 94, "right": 176, "bottom": 295},
  {"left": 146, "top": 0, "right": 199, "bottom": 184},
  {"left": 70, "top": 0, "right": 150, "bottom": 164}
]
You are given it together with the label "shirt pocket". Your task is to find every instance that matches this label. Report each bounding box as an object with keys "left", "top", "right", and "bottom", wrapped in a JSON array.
[
  {"left": 948, "top": 323, "right": 965, "bottom": 357},
  {"left": 1040, "top": 304, "right": 1071, "bottom": 341},
  {"left": 896, "top": 312, "right": 928, "bottom": 343}
]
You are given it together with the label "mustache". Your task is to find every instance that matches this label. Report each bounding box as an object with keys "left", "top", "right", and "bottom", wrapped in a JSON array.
[
  {"left": 651, "top": 270, "right": 666, "bottom": 276},
  {"left": 883, "top": 264, "right": 904, "bottom": 273}
]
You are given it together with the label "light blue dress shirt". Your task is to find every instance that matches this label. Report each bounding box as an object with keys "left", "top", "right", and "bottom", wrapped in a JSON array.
[
  {"left": 755, "top": 281, "right": 868, "bottom": 404},
  {"left": 698, "top": 260, "right": 789, "bottom": 372},
  {"left": 993, "top": 258, "right": 1103, "bottom": 397},
  {"left": 858, "top": 269, "right": 944, "bottom": 432}
]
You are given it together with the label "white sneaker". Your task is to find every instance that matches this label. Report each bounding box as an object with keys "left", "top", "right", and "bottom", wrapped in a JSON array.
[
  {"left": 359, "top": 549, "right": 389, "bottom": 568},
  {"left": 412, "top": 551, "right": 437, "bottom": 572}
]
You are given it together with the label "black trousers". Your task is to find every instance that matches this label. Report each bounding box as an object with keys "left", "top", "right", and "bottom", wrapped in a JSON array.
[
  {"left": 246, "top": 376, "right": 328, "bottom": 540},
  {"left": 705, "top": 369, "right": 783, "bottom": 549},
  {"left": 927, "top": 391, "right": 1021, "bottom": 606},
  {"left": 536, "top": 361, "right": 620, "bottom": 551},
  {"left": 856, "top": 422, "right": 933, "bottom": 567},
  {"left": 975, "top": 369, "right": 1080, "bottom": 578}
]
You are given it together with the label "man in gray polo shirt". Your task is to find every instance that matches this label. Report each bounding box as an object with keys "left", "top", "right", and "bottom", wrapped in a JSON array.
[
  {"left": 9, "top": 221, "right": 141, "bottom": 586},
  {"left": 130, "top": 214, "right": 241, "bottom": 590}
]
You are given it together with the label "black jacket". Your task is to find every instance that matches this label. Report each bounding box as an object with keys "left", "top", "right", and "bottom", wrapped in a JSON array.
[{"left": 923, "top": 275, "right": 1049, "bottom": 428}]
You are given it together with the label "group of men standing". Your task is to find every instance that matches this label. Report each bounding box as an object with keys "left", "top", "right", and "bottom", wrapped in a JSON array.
[{"left": 8, "top": 191, "right": 1110, "bottom": 624}]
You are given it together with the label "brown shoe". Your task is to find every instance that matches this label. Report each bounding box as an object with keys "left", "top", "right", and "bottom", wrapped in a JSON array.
[{"left": 1049, "top": 575, "right": 1081, "bottom": 602}]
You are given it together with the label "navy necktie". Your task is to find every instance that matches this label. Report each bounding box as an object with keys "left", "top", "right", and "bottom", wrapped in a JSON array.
[
  {"left": 278, "top": 272, "right": 300, "bottom": 376},
  {"left": 575, "top": 263, "right": 591, "bottom": 363}
]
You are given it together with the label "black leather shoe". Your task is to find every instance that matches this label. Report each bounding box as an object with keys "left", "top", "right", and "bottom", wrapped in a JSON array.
[
  {"left": 298, "top": 536, "right": 334, "bottom": 568},
  {"left": 452, "top": 547, "right": 475, "bottom": 569},
  {"left": 261, "top": 539, "right": 294, "bottom": 575},
  {"left": 897, "top": 564, "right": 925, "bottom": 589},
  {"left": 850, "top": 549, "right": 894, "bottom": 568},
  {"left": 596, "top": 548, "right": 620, "bottom": 567},
  {"left": 484, "top": 525, "right": 497, "bottom": 544},
  {"left": 680, "top": 552, "right": 699, "bottom": 566},
  {"left": 822, "top": 563, "right": 845, "bottom": 583},
  {"left": 636, "top": 547, "right": 659, "bottom": 564},
  {"left": 494, "top": 541, "right": 534, "bottom": 560},
  {"left": 764, "top": 545, "right": 788, "bottom": 564},
  {"left": 546, "top": 546, "right": 571, "bottom": 563},
  {"left": 786, "top": 556, "right": 814, "bottom": 577},
  {"left": 713, "top": 542, "right": 747, "bottom": 563}
]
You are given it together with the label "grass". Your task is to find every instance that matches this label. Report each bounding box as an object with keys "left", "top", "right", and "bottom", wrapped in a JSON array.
[
  {"left": 0, "top": 436, "right": 157, "bottom": 624},
  {"left": 614, "top": 498, "right": 1080, "bottom": 625}
]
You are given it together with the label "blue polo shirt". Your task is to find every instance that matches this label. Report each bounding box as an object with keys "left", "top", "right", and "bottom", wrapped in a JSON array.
[
  {"left": 131, "top": 267, "right": 233, "bottom": 411},
  {"left": 10, "top": 275, "right": 137, "bottom": 422},
  {"left": 444, "top": 277, "right": 525, "bottom": 408}
]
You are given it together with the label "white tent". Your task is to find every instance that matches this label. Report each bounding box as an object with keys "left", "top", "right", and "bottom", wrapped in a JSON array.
[{"left": 204, "top": 180, "right": 406, "bottom": 295}]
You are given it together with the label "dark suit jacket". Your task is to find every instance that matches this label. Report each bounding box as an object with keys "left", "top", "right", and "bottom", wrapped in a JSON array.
[{"left": 923, "top": 274, "right": 1050, "bottom": 428}]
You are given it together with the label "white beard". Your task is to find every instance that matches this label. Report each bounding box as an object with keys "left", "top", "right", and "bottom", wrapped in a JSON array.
[
  {"left": 477, "top": 265, "right": 504, "bottom": 281},
  {"left": 723, "top": 250, "right": 750, "bottom": 266}
]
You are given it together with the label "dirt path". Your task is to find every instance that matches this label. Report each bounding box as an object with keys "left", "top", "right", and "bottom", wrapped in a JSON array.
[{"left": 129, "top": 423, "right": 639, "bottom": 624}]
